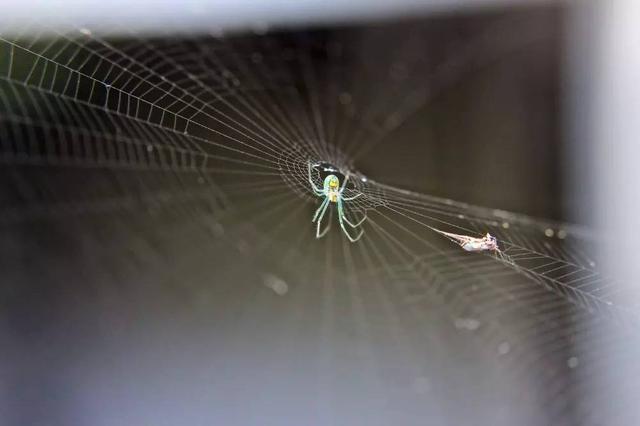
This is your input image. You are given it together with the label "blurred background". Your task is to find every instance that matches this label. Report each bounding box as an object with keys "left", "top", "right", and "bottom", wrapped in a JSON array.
[{"left": 1, "top": 0, "right": 639, "bottom": 425}]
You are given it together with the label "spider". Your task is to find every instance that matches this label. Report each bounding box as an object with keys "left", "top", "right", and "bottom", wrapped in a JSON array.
[{"left": 307, "top": 161, "right": 366, "bottom": 242}]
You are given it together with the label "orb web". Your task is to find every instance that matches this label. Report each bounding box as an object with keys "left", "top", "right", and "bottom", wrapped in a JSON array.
[{"left": 0, "top": 13, "right": 638, "bottom": 425}]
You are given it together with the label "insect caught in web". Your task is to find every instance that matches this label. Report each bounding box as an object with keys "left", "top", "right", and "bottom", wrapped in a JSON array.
[
  {"left": 430, "top": 227, "right": 512, "bottom": 263},
  {"left": 307, "top": 161, "right": 367, "bottom": 242}
]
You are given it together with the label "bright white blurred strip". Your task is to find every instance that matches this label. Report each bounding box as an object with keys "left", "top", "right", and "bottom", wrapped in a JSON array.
[
  {"left": 594, "top": 8, "right": 640, "bottom": 424},
  {"left": 567, "top": 0, "right": 640, "bottom": 424},
  {"left": 2, "top": 0, "right": 554, "bottom": 35}
]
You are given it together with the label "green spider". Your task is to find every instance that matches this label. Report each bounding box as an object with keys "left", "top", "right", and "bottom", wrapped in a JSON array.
[{"left": 307, "top": 161, "right": 366, "bottom": 242}]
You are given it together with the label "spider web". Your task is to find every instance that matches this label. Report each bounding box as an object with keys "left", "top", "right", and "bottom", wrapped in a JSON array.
[{"left": 1, "top": 10, "right": 639, "bottom": 426}]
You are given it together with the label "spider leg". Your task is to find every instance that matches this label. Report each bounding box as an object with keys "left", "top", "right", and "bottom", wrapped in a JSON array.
[
  {"left": 318, "top": 204, "right": 332, "bottom": 238},
  {"left": 342, "top": 209, "right": 367, "bottom": 228},
  {"left": 339, "top": 172, "right": 350, "bottom": 193},
  {"left": 308, "top": 161, "right": 324, "bottom": 195},
  {"left": 338, "top": 199, "right": 364, "bottom": 242},
  {"left": 312, "top": 197, "right": 329, "bottom": 223},
  {"left": 315, "top": 199, "right": 331, "bottom": 239},
  {"left": 338, "top": 172, "right": 364, "bottom": 201},
  {"left": 341, "top": 193, "right": 362, "bottom": 201}
]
